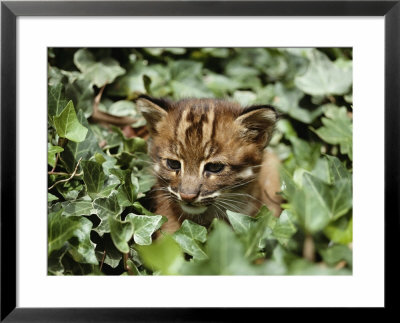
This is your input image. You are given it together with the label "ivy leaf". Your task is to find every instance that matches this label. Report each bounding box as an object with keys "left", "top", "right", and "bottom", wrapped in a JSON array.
[
  {"left": 132, "top": 201, "right": 157, "bottom": 216},
  {"left": 200, "top": 47, "right": 230, "bottom": 58},
  {"left": 55, "top": 180, "right": 83, "bottom": 201},
  {"left": 108, "top": 216, "right": 133, "bottom": 253},
  {"left": 62, "top": 200, "right": 93, "bottom": 217},
  {"left": 294, "top": 50, "right": 352, "bottom": 96},
  {"left": 125, "top": 259, "right": 142, "bottom": 275},
  {"left": 279, "top": 166, "right": 297, "bottom": 199},
  {"left": 48, "top": 143, "right": 64, "bottom": 167},
  {"left": 74, "top": 49, "right": 126, "bottom": 87},
  {"left": 48, "top": 65, "right": 63, "bottom": 85},
  {"left": 64, "top": 78, "right": 95, "bottom": 118},
  {"left": 226, "top": 208, "right": 279, "bottom": 259},
  {"left": 325, "top": 155, "right": 352, "bottom": 183},
  {"left": 107, "top": 126, "right": 147, "bottom": 154},
  {"left": 291, "top": 173, "right": 352, "bottom": 233},
  {"left": 100, "top": 234, "right": 123, "bottom": 268},
  {"left": 107, "top": 100, "right": 137, "bottom": 117},
  {"left": 114, "top": 171, "right": 139, "bottom": 207},
  {"left": 48, "top": 83, "right": 68, "bottom": 127},
  {"left": 271, "top": 210, "right": 297, "bottom": 246},
  {"left": 170, "top": 80, "right": 213, "bottom": 99},
  {"left": 48, "top": 209, "right": 97, "bottom": 264},
  {"left": 109, "top": 168, "right": 128, "bottom": 182},
  {"left": 81, "top": 160, "right": 106, "bottom": 199},
  {"left": 271, "top": 82, "right": 301, "bottom": 112},
  {"left": 144, "top": 48, "right": 186, "bottom": 56},
  {"left": 61, "top": 111, "right": 103, "bottom": 173},
  {"left": 53, "top": 100, "right": 88, "bottom": 142},
  {"left": 324, "top": 217, "right": 353, "bottom": 245},
  {"left": 169, "top": 60, "right": 202, "bottom": 81},
  {"left": 123, "top": 137, "right": 147, "bottom": 154},
  {"left": 307, "top": 174, "right": 352, "bottom": 222},
  {"left": 242, "top": 207, "right": 276, "bottom": 260},
  {"left": 181, "top": 221, "right": 263, "bottom": 275},
  {"left": 97, "top": 177, "right": 120, "bottom": 198},
  {"left": 92, "top": 192, "right": 122, "bottom": 235},
  {"left": 225, "top": 61, "right": 261, "bottom": 90},
  {"left": 107, "top": 61, "right": 168, "bottom": 97},
  {"left": 135, "top": 168, "right": 156, "bottom": 194},
  {"left": 289, "top": 137, "right": 321, "bottom": 171},
  {"left": 318, "top": 244, "right": 352, "bottom": 268},
  {"left": 173, "top": 220, "right": 208, "bottom": 260},
  {"left": 290, "top": 188, "right": 327, "bottom": 234},
  {"left": 62, "top": 135, "right": 101, "bottom": 173},
  {"left": 142, "top": 74, "right": 152, "bottom": 94},
  {"left": 233, "top": 90, "right": 257, "bottom": 106},
  {"left": 204, "top": 73, "right": 241, "bottom": 97},
  {"left": 310, "top": 157, "right": 331, "bottom": 184},
  {"left": 48, "top": 209, "right": 74, "bottom": 254},
  {"left": 48, "top": 246, "right": 68, "bottom": 275},
  {"left": 197, "top": 220, "right": 249, "bottom": 274},
  {"left": 48, "top": 193, "right": 59, "bottom": 202},
  {"left": 67, "top": 228, "right": 98, "bottom": 265},
  {"left": 344, "top": 93, "right": 353, "bottom": 103},
  {"left": 126, "top": 213, "right": 166, "bottom": 245},
  {"left": 168, "top": 60, "right": 213, "bottom": 98},
  {"left": 136, "top": 235, "right": 184, "bottom": 275},
  {"left": 226, "top": 210, "right": 257, "bottom": 235},
  {"left": 313, "top": 106, "right": 353, "bottom": 160},
  {"left": 271, "top": 83, "right": 324, "bottom": 124}
]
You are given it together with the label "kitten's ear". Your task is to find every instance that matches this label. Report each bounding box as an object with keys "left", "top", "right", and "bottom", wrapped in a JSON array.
[
  {"left": 135, "top": 95, "right": 170, "bottom": 134},
  {"left": 235, "top": 105, "right": 278, "bottom": 147}
]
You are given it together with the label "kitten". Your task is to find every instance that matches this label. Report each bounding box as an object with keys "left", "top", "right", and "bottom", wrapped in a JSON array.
[{"left": 136, "top": 95, "right": 282, "bottom": 233}]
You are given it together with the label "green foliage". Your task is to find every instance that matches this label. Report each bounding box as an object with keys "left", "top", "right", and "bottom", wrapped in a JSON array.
[
  {"left": 126, "top": 213, "right": 166, "bottom": 245},
  {"left": 180, "top": 220, "right": 263, "bottom": 275},
  {"left": 81, "top": 160, "right": 106, "bottom": 198},
  {"left": 48, "top": 209, "right": 97, "bottom": 265},
  {"left": 92, "top": 192, "right": 122, "bottom": 236},
  {"left": 53, "top": 100, "right": 88, "bottom": 142},
  {"left": 48, "top": 47, "right": 352, "bottom": 275},
  {"left": 48, "top": 143, "right": 64, "bottom": 168},
  {"left": 294, "top": 49, "right": 352, "bottom": 96},
  {"left": 136, "top": 235, "right": 184, "bottom": 275},
  {"left": 173, "top": 220, "right": 208, "bottom": 260},
  {"left": 313, "top": 105, "right": 353, "bottom": 160},
  {"left": 109, "top": 216, "right": 133, "bottom": 253},
  {"left": 74, "top": 49, "right": 126, "bottom": 88}
]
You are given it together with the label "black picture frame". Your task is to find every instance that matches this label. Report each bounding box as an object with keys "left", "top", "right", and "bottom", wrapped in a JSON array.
[{"left": 1, "top": 0, "right": 398, "bottom": 321}]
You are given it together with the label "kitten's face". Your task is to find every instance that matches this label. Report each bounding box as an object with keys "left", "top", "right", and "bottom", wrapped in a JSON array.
[{"left": 137, "top": 96, "right": 277, "bottom": 216}]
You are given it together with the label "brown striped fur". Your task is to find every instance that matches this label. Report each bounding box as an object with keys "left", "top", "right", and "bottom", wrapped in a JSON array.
[{"left": 137, "top": 96, "right": 283, "bottom": 233}]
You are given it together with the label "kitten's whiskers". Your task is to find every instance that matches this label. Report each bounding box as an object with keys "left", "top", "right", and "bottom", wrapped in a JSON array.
[{"left": 220, "top": 177, "right": 257, "bottom": 192}]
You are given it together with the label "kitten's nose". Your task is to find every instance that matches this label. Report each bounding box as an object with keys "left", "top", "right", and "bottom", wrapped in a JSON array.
[{"left": 180, "top": 192, "right": 198, "bottom": 202}]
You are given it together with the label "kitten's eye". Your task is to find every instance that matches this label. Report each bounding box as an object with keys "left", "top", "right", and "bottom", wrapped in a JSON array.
[
  {"left": 205, "top": 163, "right": 225, "bottom": 173},
  {"left": 166, "top": 159, "right": 181, "bottom": 170}
]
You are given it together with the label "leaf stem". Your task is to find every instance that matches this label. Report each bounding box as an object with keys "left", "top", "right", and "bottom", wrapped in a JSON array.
[
  {"left": 335, "top": 260, "right": 347, "bottom": 270},
  {"left": 48, "top": 157, "right": 83, "bottom": 190},
  {"left": 123, "top": 253, "right": 136, "bottom": 275},
  {"left": 99, "top": 250, "right": 106, "bottom": 272},
  {"left": 94, "top": 84, "right": 106, "bottom": 108},
  {"left": 123, "top": 253, "right": 128, "bottom": 270},
  {"left": 327, "top": 95, "right": 336, "bottom": 104},
  {"left": 50, "top": 138, "right": 68, "bottom": 172},
  {"left": 50, "top": 153, "right": 60, "bottom": 173},
  {"left": 303, "top": 233, "right": 315, "bottom": 262},
  {"left": 90, "top": 84, "right": 137, "bottom": 126},
  {"left": 48, "top": 171, "right": 83, "bottom": 177}
]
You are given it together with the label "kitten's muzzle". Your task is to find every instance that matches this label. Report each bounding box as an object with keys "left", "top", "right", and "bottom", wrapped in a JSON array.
[{"left": 179, "top": 192, "right": 199, "bottom": 202}]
